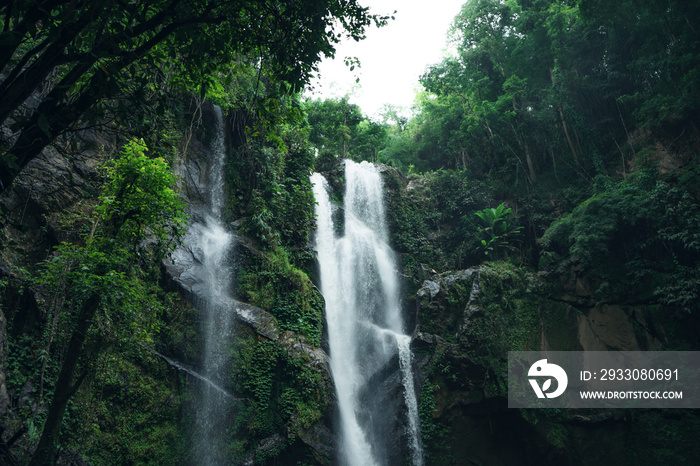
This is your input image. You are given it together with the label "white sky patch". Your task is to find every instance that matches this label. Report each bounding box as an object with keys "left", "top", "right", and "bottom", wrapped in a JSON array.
[{"left": 306, "top": 0, "right": 465, "bottom": 120}]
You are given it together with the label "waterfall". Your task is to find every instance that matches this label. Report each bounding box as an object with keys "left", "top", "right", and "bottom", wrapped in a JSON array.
[
  {"left": 151, "top": 350, "right": 234, "bottom": 399},
  {"left": 397, "top": 335, "right": 423, "bottom": 466},
  {"left": 174, "top": 106, "right": 237, "bottom": 465},
  {"left": 312, "top": 160, "right": 423, "bottom": 466}
]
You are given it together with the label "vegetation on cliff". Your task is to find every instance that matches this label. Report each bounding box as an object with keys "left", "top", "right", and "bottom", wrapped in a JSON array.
[
  {"left": 0, "top": 0, "right": 391, "bottom": 193},
  {"left": 305, "top": 0, "right": 700, "bottom": 311}
]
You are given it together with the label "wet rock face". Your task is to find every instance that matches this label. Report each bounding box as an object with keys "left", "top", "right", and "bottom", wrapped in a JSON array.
[
  {"left": 10, "top": 144, "right": 100, "bottom": 211},
  {"left": 377, "top": 163, "right": 407, "bottom": 187},
  {"left": 0, "top": 308, "right": 8, "bottom": 419},
  {"left": 173, "top": 99, "right": 219, "bottom": 211},
  {"left": 162, "top": 101, "right": 337, "bottom": 464},
  {"left": 412, "top": 261, "right": 678, "bottom": 466},
  {"left": 554, "top": 264, "right": 664, "bottom": 351},
  {"left": 577, "top": 304, "right": 652, "bottom": 351},
  {"left": 416, "top": 263, "right": 661, "bottom": 357},
  {"left": 280, "top": 331, "right": 330, "bottom": 376},
  {"left": 295, "top": 422, "right": 334, "bottom": 465},
  {"left": 242, "top": 433, "right": 286, "bottom": 465},
  {"left": 0, "top": 123, "right": 113, "bottom": 457},
  {"left": 1, "top": 127, "right": 113, "bottom": 264},
  {"left": 416, "top": 268, "right": 481, "bottom": 342},
  {"left": 279, "top": 330, "right": 335, "bottom": 464}
]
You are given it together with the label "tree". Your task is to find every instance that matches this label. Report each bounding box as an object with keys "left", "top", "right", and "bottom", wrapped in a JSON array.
[
  {"left": 29, "top": 139, "right": 187, "bottom": 465},
  {"left": 305, "top": 97, "right": 390, "bottom": 162},
  {"left": 354, "top": 119, "right": 388, "bottom": 162},
  {"left": 305, "top": 96, "right": 363, "bottom": 158},
  {"left": 0, "top": 0, "right": 389, "bottom": 194}
]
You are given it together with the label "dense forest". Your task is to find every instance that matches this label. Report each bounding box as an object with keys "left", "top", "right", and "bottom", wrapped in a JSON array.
[
  {"left": 1, "top": 0, "right": 700, "bottom": 465},
  {"left": 307, "top": 0, "right": 700, "bottom": 318}
]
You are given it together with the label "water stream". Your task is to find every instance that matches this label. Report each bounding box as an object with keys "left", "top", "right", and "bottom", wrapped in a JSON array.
[
  {"left": 174, "top": 106, "right": 237, "bottom": 465},
  {"left": 312, "top": 160, "right": 423, "bottom": 466},
  {"left": 151, "top": 350, "right": 234, "bottom": 399}
]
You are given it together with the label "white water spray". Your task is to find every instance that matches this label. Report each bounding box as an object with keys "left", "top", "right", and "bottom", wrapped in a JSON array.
[{"left": 312, "top": 160, "right": 423, "bottom": 465}]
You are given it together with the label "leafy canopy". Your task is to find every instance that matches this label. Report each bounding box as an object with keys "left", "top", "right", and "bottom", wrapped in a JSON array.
[{"left": 0, "top": 0, "right": 391, "bottom": 193}]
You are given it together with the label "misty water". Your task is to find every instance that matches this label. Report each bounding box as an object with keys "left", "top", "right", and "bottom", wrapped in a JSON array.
[{"left": 172, "top": 113, "right": 423, "bottom": 465}]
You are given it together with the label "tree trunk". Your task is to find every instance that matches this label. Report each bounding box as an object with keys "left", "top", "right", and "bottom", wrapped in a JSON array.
[
  {"left": 0, "top": 65, "right": 109, "bottom": 194},
  {"left": 524, "top": 141, "right": 537, "bottom": 182},
  {"left": 558, "top": 105, "right": 579, "bottom": 164},
  {"left": 29, "top": 294, "right": 100, "bottom": 466},
  {"left": 0, "top": 4, "right": 191, "bottom": 194}
]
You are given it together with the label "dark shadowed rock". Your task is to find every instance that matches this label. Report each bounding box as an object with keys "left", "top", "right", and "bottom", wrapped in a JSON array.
[
  {"left": 242, "top": 433, "right": 286, "bottom": 465},
  {"left": 0, "top": 307, "right": 8, "bottom": 419},
  {"left": 296, "top": 422, "right": 334, "bottom": 465}
]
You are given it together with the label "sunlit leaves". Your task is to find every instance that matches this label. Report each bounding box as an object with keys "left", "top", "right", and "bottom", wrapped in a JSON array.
[{"left": 97, "top": 138, "right": 187, "bottom": 255}]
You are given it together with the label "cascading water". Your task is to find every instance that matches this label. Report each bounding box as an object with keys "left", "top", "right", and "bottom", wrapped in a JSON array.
[
  {"left": 312, "top": 160, "right": 423, "bottom": 466},
  {"left": 397, "top": 335, "right": 423, "bottom": 466},
  {"left": 173, "top": 106, "right": 237, "bottom": 465}
]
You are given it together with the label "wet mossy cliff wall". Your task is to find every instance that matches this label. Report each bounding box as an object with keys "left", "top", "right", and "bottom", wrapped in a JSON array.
[
  {"left": 0, "top": 100, "right": 333, "bottom": 465},
  {"left": 380, "top": 167, "right": 700, "bottom": 466},
  {"left": 165, "top": 100, "right": 334, "bottom": 465}
]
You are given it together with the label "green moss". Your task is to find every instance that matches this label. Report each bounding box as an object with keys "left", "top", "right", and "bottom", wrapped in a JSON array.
[
  {"left": 544, "top": 423, "right": 568, "bottom": 450},
  {"left": 539, "top": 172, "right": 700, "bottom": 313},
  {"left": 627, "top": 411, "right": 700, "bottom": 465},
  {"left": 539, "top": 299, "right": 580, "bottom": 351},
  {"left": 461, "top": 262, "right": 540, "bottom": 392},
  {"left": 474, "top": 263, "right": 539, "bottom": 346},
  {"left": 383, "top": 169, "right": 494, "bottom": 270},
  {"left": 3, "top": 259, "right": 190, "bottom": 465},
  {"left": 238, "top": 247, "right": 323, "bottom": 346},
  {"left": 417, "top": 380, "right": 452, "bottom": 464},
  {"left": 224, "top": 119, "right": 316, "bottom": 252},
  {"left": 230, "top": 335, "right": 329, "bottom": 462},
  {"left": 62, "top": 351, "right": 185, "bottom": 465}
]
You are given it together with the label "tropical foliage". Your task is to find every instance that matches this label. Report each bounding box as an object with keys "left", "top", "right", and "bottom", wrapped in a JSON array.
[
  {"left": 475, "top": 203, "right": 523, "bottom": 259},
  {"left": 2, "top": 0, "right": 700, "bottom": 463},
  {"left": 306, "top": 0, "right": 700, "bottom": 275},
  {"left": 29, "top": 139, "right": 187, "bottom": 464},
  {"left": 305, "top": 96, "right": 388, "bottom": 162}
]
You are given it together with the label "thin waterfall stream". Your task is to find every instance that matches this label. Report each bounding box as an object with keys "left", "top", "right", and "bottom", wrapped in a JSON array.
[
  {"left": 172, "top": 106, "right": 237, "bottom": 465},
  {"left": 312, "top": 160, "right": 423, "bottom": 466}
]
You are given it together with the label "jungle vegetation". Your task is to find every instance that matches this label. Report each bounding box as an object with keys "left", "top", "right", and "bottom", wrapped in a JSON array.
[
  {"left": 1, "top": 0, "right": 700, "bottom": 464},
  {"left": 305, "top": 0, "right": 700, "bottom": 314},
  {"left": 0, "top": 1, "right": 388, "bottom": 463}
]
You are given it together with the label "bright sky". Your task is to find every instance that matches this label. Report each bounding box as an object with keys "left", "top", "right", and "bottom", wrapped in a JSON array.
[{"left": 306, "top": 0, "right": 466, "bottom": 120}]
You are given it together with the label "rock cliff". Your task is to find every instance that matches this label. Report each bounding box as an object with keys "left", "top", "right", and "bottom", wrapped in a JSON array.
[{"left": 379, "top": 166, "right": 700, "bottom": 466}]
